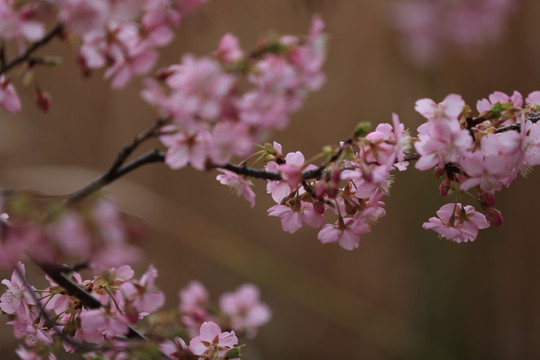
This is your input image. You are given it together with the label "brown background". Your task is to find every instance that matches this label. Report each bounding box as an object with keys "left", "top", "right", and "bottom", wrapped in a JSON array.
[{"left": 1, "top": 0, "right": 540, "bottom": 359}]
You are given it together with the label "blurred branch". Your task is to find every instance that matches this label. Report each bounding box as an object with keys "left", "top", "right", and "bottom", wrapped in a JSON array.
[{"left": 0, "top": 23, "right": 64, "bottom": 76}]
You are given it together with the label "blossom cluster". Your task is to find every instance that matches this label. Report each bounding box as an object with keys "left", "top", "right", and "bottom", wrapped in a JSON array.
[
  {"left": 390, "top": 0, "right": 516, "bottom": 67},
  {"left": 0, "top": 263, "right": 269, "bottom": 360},
  {"left": 0, "top": 193, "right": 141, "bottom": 271},
  {"left": 0, "top": 0, "right": 210, "bottom": 113},
  {"left": 418, "top": 91, "right": 540, "bottom": 242},
  {"left": 179, "top": 281, "right": 271, "bottom": 339},
  {"left": 261, "top": 115, "right": 410, "bottom": 251},
  {"left": 1, "top": 262, "right": 164, "bottom": 358},
  {"left": 216, "top": 90, "right": 540, "bottom": 247},
  {"left": 147, "top": 15, "right": 327, "bottom": 169}
]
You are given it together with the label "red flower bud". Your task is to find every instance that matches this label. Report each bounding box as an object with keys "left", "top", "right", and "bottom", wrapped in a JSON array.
[{"left": 35, "top": 90, "right": 52, "bottom": 113}]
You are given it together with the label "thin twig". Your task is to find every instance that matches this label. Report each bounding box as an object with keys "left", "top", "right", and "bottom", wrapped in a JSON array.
[
  {"left": 301, "top": 180, "right": 332, "bottom": 205},
  {"left": 0, "top": 43, "right": 5, "bottom": 70},
  {"left": 64, "top": 118, "right": 167, "bottom": 206},
  {"left": 219, "top": 163, "right": 282, "bottom": 180},
  {"left": 0, "top": 24, "right": 64, "bottom": 76},
  {"left": 65, "top": 149, "right": 166, "bottom": 205}
]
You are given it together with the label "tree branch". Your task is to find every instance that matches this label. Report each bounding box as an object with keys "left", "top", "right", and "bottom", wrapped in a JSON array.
[
  {"left": 0, "top": 24, "right": 64, "bottom": 76},
  {"left": 64, "top": 111, "right": 540, "bottom": 208},
  {"left": 219, "top": 163, "right": 282, "bottom": 180},
  {"left": 37, "top": 262, "right": 151, "bottom": 342},
  {"left": 64, "top": 119, "right": 167, "bottom": 206}
]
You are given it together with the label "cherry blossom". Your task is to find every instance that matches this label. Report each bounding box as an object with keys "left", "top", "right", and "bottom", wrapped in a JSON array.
[
  {"left": 318, "top": 217, "right": 370, "bottom": 251},
  {"left": 189, "top": 321, "right": 238, "bottom": 360},
  {"left": 0, "top": 75, "right": 22, "bottom": 113},
  {"left": 0, "top": 262, "right": 36, "bottom": 317},
  {"left": 423, "top": 203, "right": 490, "bottom": 243},
  {"left": 219, "top": 284, "right": 271, "bottom": 338},
  {"left": 216, "top": 169, "right": 256, "bottom": 208}
]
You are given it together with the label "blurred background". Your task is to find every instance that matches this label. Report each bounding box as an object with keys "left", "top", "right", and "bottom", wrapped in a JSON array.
[{"left": 1, "top": 0, "right": 540, "bottom": 359}]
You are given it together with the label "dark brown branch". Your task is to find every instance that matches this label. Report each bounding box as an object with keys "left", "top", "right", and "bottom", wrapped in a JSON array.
[
  {"left": 108, "top": 118, "right": 167, "bottom": 175},
  {"left": 219, "top": 163, "right": 282, "bottom": 180},
  {"left": 38, "top": 262, "right": 101, "bottom": 309},
  {"left": 65, "top": 149, "right": 166, "bottom": 205},
  {"left": 37, "top": 262, "right": 150, "bottom": 342},
  {"left": 65, "top": 119, "right": 167, "bottom": 206},
  {"left": 0, "top": 43, "right": 5, "bottom": 70},
  {"left": 495, "top": 123, "right": 521, "bottom": 133},
  {"left": 66, "top": 111, "right": 540, "bottom": 207},
  {"left": 0, "top": 24, "right": 64, "bottom": 76}
]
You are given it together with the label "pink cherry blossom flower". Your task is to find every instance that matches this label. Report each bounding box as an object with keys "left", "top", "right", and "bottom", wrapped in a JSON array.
[
  {"left": 120, "top": 264, "right": 165, "bottom": 314},
  {"left": 317, "top": 217, "right": 370, "bottom": 251},
  {"left": 189, "top": 321, "right": 238, "bottom": 359},
  {"left": 476, "top": 90, "right": 523, "bottom": 113},
  {"left": 0, "top": 2, "right": 45, "bottom": 45},
  {"left": 207, "top": 122, "right": 253, "bottom": 165},
  {"left": 160, "top": 126, "right": 209, "bottom": 171},
  {"left": 178, "top": 280, "right": 211, "bottom": 336},
  {"left": 423, "top": 203, "right": 489, "bottom": 243},
  {"left": 219, "top": 284, "right": 271, "bottom": 338},
  {"left": 166, "top": 54, "right": 236, "bottom": 120},
  {"left": 289, "top": 14, "right": 327, "bottom": 91},
  {"left": 478, "top": 131, "right": 522, "bottom": 182},
  {"left": 79, "top": 308, "right": 130, "bottom": 343},
  {"left": 459, "top": 151, "right": 509, "bottom": 193},
  {"left": 159, "top": 337, "right": 188, "bottom": 359},
  {"left": 103, "top": 23, "right": 159, "bottom": 89},
  {"left": 414, "top": 95, "right": 472, "bottom": 171},
  {"left": 56, "top": 0, "right": 109, "bottom": 36},
  {"left": 236, "top": 89, "right": 290, "bottom": 130},
  {"left": 48, "top": 211, "right": 90, "bottom": 257},
  {"left": 93, "top": 198, "right": 125, "bottom": 245},
  {"left": 179, "top": 281, "right": 208, "bottom": 314},
  {"left": 8, "top": 317, "right": 54, "bottom": 347},
  {"left": 265, "top": 161, "right": 292, "bottom": 203},
  {"left": 415, "top": 94, "right": 465, "bottom": 122},
  {"left": 390, "top": 0, "right": 515, "bottom": 67},
  {"left": 249, "top": 55, "right": 301, "bottom": 94},
  {"left": 521, "top": 118, "right": 540, "bottom": 167},
  {"left": 268, "top": 201, "right": 323, "bottom": 234},
  {"left": 526, "top": 91, "right": 540, "bottom": 106},
  {"left": 217, "top": 33, "right": 244, "bottom": 63},
  {"left": 278, "top": 151, "right": 306, "bottom": 188},
  {"left": 15, "top": 346, "right": 57, "bottom": 360},
  {"left": 142, "top": 9, "right": 176, "bottom": 47},
  {"left": 45, "top": 271, "right": 83, "bottom": 315},
  {"left": 414, "top": 116, "right": 472, "bottom": 171},
  {"left": 216, "top": 169, "right": 256, "bottom": 208},
  {"left": 0, "top": 75, "right": 22, "bottom": 113},
  {"left": 0, "top": 262, "right": 36, "bottom": 317}
]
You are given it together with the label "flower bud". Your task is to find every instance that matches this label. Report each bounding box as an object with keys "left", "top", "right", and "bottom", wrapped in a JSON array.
[
  {"left": 354, "top": 122, "right": 371, "bottom": 138},
  {"left": 478, "top": 191, "right": 495, "bottom": 207},
  {"left": 433, "top": 167, "right": 446, "bottom": 178},
  {"left": 35, "top": 90, "right": 51, "bottom": 113},
  {"left": 486, "top": 208, "right": 504, "bottom": 227},
  {"left": 439, "top": 179, "right": 451, "bottom": 197}
]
